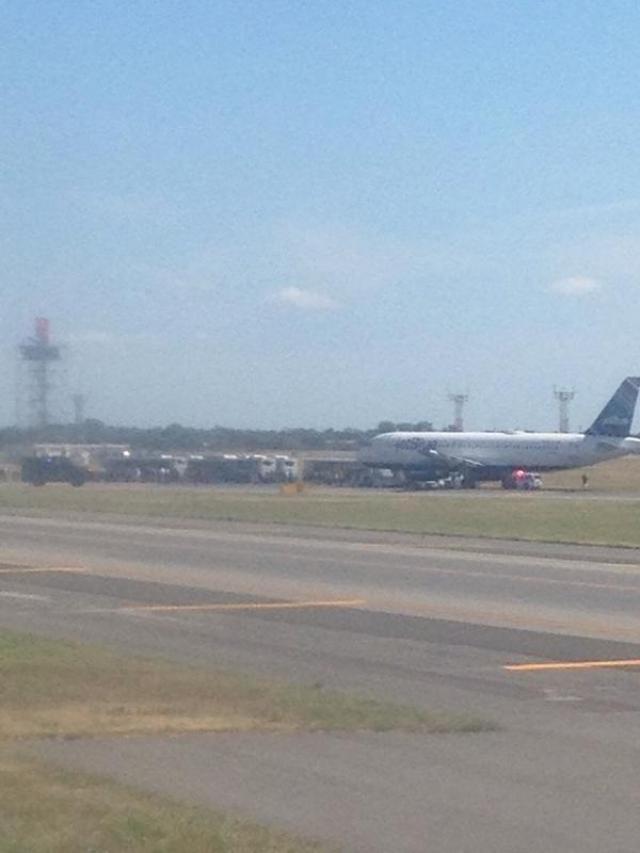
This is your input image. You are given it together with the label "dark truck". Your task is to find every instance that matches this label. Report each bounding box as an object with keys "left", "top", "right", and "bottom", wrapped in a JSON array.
[{"left": 21, "top": 456, "right": 88, "bottom": 487}]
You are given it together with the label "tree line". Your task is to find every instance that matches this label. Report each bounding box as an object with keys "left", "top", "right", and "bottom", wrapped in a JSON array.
[{"left": 0, "top": 419, "right": 436, "bottom": 453}]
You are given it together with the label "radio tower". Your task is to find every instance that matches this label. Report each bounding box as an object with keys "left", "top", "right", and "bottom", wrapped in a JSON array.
[
  {"left": 18, "top": 318, "right": 61, "bottom": 429},
  {"left": 553, "top": 387, "right": 575, "bottom": 433},
  {"left": 448, "top": 392, "right": 469, "bottom": 432}
]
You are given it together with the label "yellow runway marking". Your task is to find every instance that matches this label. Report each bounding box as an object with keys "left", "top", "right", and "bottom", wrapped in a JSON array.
[
  {"left": 0, "top": 566, "right": 84, "bottom": 574},
  {"left": 505, "top": 659, "right": 640, "bottom": 672},
  {"left": 119, "top": 598, "right": 366, "bottom": 613}
]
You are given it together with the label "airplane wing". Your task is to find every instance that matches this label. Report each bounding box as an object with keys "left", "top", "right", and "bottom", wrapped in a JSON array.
[
  {"left": 391, "top": 438, "right": 484, "bottom": 469},
  {"left": 426, "top": 448, "right": 484, "bottom": 468}
]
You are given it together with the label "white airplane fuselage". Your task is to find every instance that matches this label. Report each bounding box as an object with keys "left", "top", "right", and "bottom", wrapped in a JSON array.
[{"left": 360, "top": 431, "right": 640, "bottom": 476}]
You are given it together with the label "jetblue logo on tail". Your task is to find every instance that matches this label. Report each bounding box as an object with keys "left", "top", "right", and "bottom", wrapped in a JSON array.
[{"left": 586, "top": 377, "right": 640, "bottom": 437}]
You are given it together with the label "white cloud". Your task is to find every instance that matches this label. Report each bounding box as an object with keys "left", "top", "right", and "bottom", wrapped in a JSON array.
[
  {"left": 549, "top": 276, "right": 603, "bottom": 296},
  {"left": 555, "top": 231, "right": 640, "bottom": 281},
  {"left": 143, "top": 220, "right": 487, "bottom": 313},
  {"left": 268, "top": 222, "right": 465, "bottom": 298},
  {"left": 272, "top": 286, "right": 339, "bottom": 311}
]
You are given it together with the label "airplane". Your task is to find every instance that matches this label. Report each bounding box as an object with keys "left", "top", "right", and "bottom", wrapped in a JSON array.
[{"left": 358, "top": 376, "right": 640, "bottom": 488}]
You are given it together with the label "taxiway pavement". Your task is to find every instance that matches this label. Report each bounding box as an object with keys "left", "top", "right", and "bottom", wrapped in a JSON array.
[{"left": 2, "top": 512, "right": 640, "bottom": 851}]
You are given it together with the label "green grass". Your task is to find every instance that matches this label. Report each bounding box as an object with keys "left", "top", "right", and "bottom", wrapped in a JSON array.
[
  {"left": 2, "top": 482, "right": 640, "bottom": 547},
  {"left": 0, "top": 629, "right": 490, "bottom": 740},
  {"left": 0, "top": 752, "right": 336, "bottom": 853},
  {"left": 544, "top": 455, "right": 640, "bottom": 491},
  {"left": 0, "top": 629, "right": 490, "bottom": 849}
]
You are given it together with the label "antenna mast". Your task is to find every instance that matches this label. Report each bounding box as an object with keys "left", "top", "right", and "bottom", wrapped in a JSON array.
[{"left": 18, "top": 318, "right": 61, "bottom": 428}]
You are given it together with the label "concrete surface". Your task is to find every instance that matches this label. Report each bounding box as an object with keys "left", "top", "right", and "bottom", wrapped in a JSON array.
[{"left": 2, "top": 512, "right": 640, "bottom": 851}]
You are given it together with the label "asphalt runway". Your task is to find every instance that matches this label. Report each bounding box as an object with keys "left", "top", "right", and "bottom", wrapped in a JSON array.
[{"left": 3, "top": 512, "right": 640, "bottom": 851}]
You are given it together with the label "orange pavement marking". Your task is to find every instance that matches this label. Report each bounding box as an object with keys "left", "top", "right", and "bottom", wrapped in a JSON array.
[
  {"left": 505, "top": 659, "right": 640, "bottom": 672},
  {"left": 119, "top": 598, "right": 366, "bottom": 613},
  {"left": 0, "top": 566, "right": 84, "bottom": 574}
]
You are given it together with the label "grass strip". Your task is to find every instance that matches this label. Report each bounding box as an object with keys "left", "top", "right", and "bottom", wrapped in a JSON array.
[
  {"left": 2, "top": 482, "right": 640, "bottom": 547},
  {"left": 0, "top": 752, "right": 336, "bottom": 853},
  {"left": 0, "top": 630, "right": 492, "bottom": 739}
]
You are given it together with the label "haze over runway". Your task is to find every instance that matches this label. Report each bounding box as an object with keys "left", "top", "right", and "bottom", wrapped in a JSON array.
[{"left": 2, "top": 510, "right": 640, "bottom": 851}]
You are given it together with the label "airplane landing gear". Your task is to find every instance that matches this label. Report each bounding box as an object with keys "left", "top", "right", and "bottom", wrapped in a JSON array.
[{"left": 461, "top": 471, "right": 477, "bottom": 489}]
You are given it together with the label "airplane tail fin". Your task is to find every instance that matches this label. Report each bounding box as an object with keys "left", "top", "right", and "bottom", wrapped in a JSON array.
[{"left": 586, "top": 377, "right": 640, "bottom": 437}]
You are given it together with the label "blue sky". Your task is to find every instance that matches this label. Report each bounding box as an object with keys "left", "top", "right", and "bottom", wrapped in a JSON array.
[{"left": 3, "top": 0, "right": 640, "bottom": 430}]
